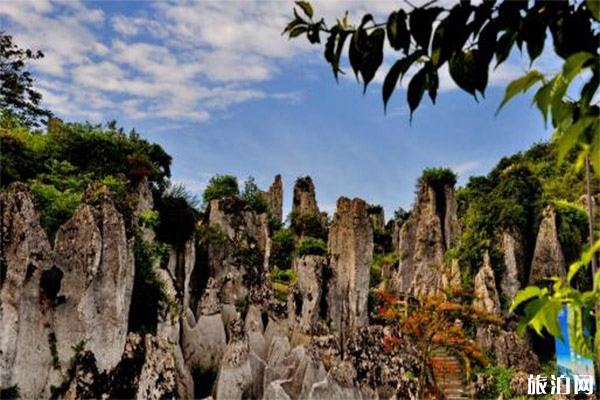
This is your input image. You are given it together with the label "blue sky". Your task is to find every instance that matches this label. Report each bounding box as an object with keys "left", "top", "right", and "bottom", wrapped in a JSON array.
[{"left": 1, "top": 0, "right": 561, "bottom": 218}]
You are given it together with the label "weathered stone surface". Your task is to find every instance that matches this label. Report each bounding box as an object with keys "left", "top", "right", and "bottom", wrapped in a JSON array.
[
  {"left": 500, "top": 231, "right": 526, "bottom": 307},
  {"left": 529, "top": 206, "right": 566, "bottom": 284},
  {"left": 0, "top": 188, "right": 54, "bottom": 399},
  {"left": 367, "top": 206, "right": 385, "bottom": 230},
  {"left": 392, "top": 183, "right": 461, "bottom": 297},
  {"left": 262, "top": 174, "right": 284, "bottom": 224},
  {"left": 288, "top": 255, "right": 326, "bottom": 334},
  {"left": 155, "top": 269, "right": 180, "bottom": 344},
  {"left": 61, "top": 333, "right": 181, "bottom": 400},
  {"left": 207, "top": 198, "right": 270, "bottom": 304},
  {"left": 131, "top": 177, "right": 155, "bottom": 243},
  {"left": 182, "top": 308, "right": 226, "bottom": 375},
  {"left": 166, "top": 235, "right": 195, "bottom": 312},
  {"left": 308, "top": 362, "right": 378, "bottom": 400},
  {"left": 409, "top": 184, "right": 447, "bottom": 297},
  {"left": 473, "top": 252, "right": 501, "bottom": 315},
  {"left": 292, "top": 177, "right": 320, "bottom": 216},
  {"left": 443, "top": 185, "right": 461, "bottom": 249},
  {"left": 215, "top": 319, "right": 252, "bottom": 399},
  {"left": 53, "top": 199, "right": 134, "bottom": 373},
  {"left": 247, "top": 326, "right": 267, "bottom": 399},
  {"left": 345, "top": 325, "right": 420, "bottom": 399},
  {"left": 393, "top": 215, "right": 417, "bottom": 293},
  {"left": 245, "top": 304, "right": 265, "bottom": 334},
  {"left": 264, "top": 380, "right": 292, "bottom": 400},
  {"left": 134, "top": 335, "right": 179, "bottom": 400},
  {"left": 298, "top": 357, "right": 328, "bottom": 399},
  {"left": 493, "top": 330, "right": 539, "bottom": 372},
  {"left": 264, "top": 335, "right": 292, "bottom": 388},
  {"left": 327, "top": 197, "right": 373, "bottom": 335}
]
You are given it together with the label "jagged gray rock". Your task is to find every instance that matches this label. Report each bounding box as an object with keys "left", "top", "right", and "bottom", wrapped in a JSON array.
[
  {"left": 392, "top": 182, "right": 460, "bottom": 296},
  {"left": 207, "top": 198, "right": 270, "bottom": 305},
  {"left": 288, "top": 255, "right": 326, "bottom": 334},
  {"left": 367, "top": 206, "right": 385, "bottom": 230},
  {"left": 473, "top": 252, "right": 501, "bottom": 315},
  {"left": 292, "top": 177, "right": 319, "bottom": 216},
  {"left": 500, "top": 231, "right": 526, "bottom": 307},
  {"left": 327, "top": 197, "right": 373, "bottom": 335},
  {"left": 0, "top": 188, "right": 54, "bottom": 399},
  {"left": 529, "top": 206, "right": 566, "bottom": 284},
  {"left": 53, "top": 199, "right": 134, "bottom": 373},
  {"left": 131, "top": 177, "right": 155, "bottom": 243},
  {"left": 165, "top": 235, "right": 196, "bottom": 312},
  {"left": 262, "top": 174, "right": 284, "bottom": 224},
  {"left": 215, "top": 319, "right": 252, "bottom": 399},
  {"left": 182, "top": 308, "right": 226, "bottom": 376}
]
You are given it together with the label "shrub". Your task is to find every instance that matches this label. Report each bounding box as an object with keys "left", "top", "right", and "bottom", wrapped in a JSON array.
[
  {"left": 419, "top": 167, "right": 457, "bottom": 189},
  {"left": 155, "top": 184, "right": 200, "bottom": 246},
  {"left": 553, "top": 200, "right": 589, "bottom": 265},
  {"left": 203, "top": 174, "right": 239, "bottom": 205},
  {"left": 241, "top": 176, "right": 268, "bottom": 214},
  {"left": 392, "top": 207, "right": 410, "bottom": 223},
  {"left": 30, "top": 182, "right": 81, "bottom": 240},
  {"left": 289, "top": 211, "right": 327, "bottom": 240},
  {"left": 477, "top": 365, "right": 514, "bottom": 399},
  {"left": 270, "top": 228, "right": 295, "bottom": 269},
  {"left": 139, "top": 209, "right": 160, "bottom": 229},
  {"left": 296, "top": 237, "right": 327, "bottom": 257},
  {"left": 373, "top": 226, "right": 393, "bottom": 254},
  {"left": 366, "top": 204, "right": 383, "bottom": 215},
  {"left": 270, "top": 267, "right": 297, "bottom": 284}
]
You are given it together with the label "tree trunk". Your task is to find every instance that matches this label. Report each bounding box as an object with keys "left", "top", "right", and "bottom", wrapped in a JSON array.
[{"left": 585, "top": 156, "right": 598, "bottom": 277}]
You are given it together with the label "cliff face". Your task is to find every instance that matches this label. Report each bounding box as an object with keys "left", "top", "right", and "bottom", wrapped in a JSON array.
[
  {"left": 0, "top": 188, "right": 55, "bottom": 399},
  {"left": 262, "top": 174, "right": 283, "bottom": 224},
  {"left": 0, "top": 187, "right": 135, "bottom": 398},
  {"left": 327, "top": 197, "right": 373, "bottom": 335},
  {"left": 393, "top": 182, "right": 460, "bottom": 296},
  {"left": 292, "top": 177, "right": 319, "bottom": 216},
  {"left": 528, "top": 206, "right": 566, "bottom": 284},
  {"left": 0, "top": 171, "right": 576, "bottom": 399}
]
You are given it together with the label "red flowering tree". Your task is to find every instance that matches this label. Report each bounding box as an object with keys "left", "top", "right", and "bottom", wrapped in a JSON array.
[{"left": 376, "top": 288, "right": 500, "bottom": 398}]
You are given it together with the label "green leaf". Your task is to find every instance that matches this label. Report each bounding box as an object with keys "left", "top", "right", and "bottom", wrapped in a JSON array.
[
  {"left": 509, "top": 285, "right": 544, "bottom": 313},
  {"left": 538, "top": 299, "right": 563, "bottom": 340},
  {"left": 567, "top": 260, "right": 586, "bottom": 283},
  {"left": 449, "top": 50, "right": 477, "bottom": 96},
  {"left": 495, "top": 30, "right": 516, "bottom": 67},
  {"left": 496, "top": 70, "right": 544, "bottom": 114},
  {"left": 407, "top": 67, "right": 427, "bottom": 120},
  {"left": 425, "top": 63, "right": 439, "bottom": 104},
  {"left": 324, "top": 27, "right": 338, "bottom": 63},
  {"left": 557, "top": 116, "right": 595, "bottom": 164},
  {"left": 409, "top": 7, "right": 444, "bottom": 50},
  {"left": 586, "top": 0, "right": 600, "bottom": 21},
  {"left": 523, "top": 11, "right": 546, "bottom": 63},
  {"left": 382, "top": 50, "right": 426, "bottom": 111},
  {"left": 563, "top": 52, "right": 596, "bottom": 82},
  {"left": 532, "top": 77, "right": 555, "bottom": 124},
  {"left": 295, "top": 1, "right": 313, "bottom": 19},
  {"left": 387, "top": 10, "right": 410, "bottom": 53},
  {"left": 361, "top": 28, "right": 385, "bottom": 93},
  {"left": 288, "top": 25, "right": 308, "bottom": 39},
  {"left": 349, "top": 30, "right": 365, "bottom": 80}
]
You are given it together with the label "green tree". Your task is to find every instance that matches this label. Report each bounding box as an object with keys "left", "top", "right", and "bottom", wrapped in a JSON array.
[
  {"left": 0, "top": 31, "right": 51, "bottom": 126},
  {"left": 202, "top": 174, "right": 239, "bottom": 206},
  {"left": 285, "top": 0, "right": 599, "bottom": 371}
]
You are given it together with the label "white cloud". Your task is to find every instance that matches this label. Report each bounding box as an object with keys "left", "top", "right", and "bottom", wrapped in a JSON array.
[{"left": 0, "top": 0, "right": 558, "bottom": 124}]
